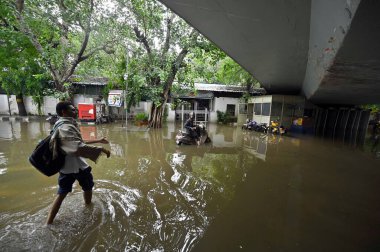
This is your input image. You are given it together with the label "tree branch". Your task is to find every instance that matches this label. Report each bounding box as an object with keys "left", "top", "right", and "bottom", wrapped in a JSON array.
[
  {"left": 133, "top": 26, "right": 151, "bottom": 55},
  {"left": 62, "top": 0, "right": 94, "bottom": 83},
  {"left": 15, "top": 0, "right": 24, "bottom": 12},
  {"left": 0, "top": 17, "right": 19, "bottom": 31},
  {"left": 161, "top": 13, "right": 174, "bottom": 58},
  {"left": 163, "top": 29, "right": 199, "bottom": 96},
  {"left": 165, "top": 48, "right": 188, "bottom": 87},
  {"left": 79, "top": 44, "right": 110, "bottom": 62}
]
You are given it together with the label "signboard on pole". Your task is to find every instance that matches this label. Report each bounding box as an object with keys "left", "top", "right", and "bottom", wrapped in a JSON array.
[{"left": 108, "top": 90, "right": 124, "bottom": 107}]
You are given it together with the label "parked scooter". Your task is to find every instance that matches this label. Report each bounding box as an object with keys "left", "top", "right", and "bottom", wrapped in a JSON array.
[
  {"left": 242, "top": 119, "right": 257, "bottom": 130},
  {"left": 254, "top": 123, "right": 269, "bottom": 133},
  {"left": 269, "top": 120, "right": 287, "bottom": 135},
  {"left": 242, "top": 119, "right": 268, "bottom": 133},
  {"left": 46, "top": 113, "right": 59, "bottom": 125},
  {"left": 176, "top": 124, "right": 211, "bottom": 145}
]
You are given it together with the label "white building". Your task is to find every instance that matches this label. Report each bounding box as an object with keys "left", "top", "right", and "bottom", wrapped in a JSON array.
[{"left": 171, "top": 83, "right": 265, "bottom": 123}]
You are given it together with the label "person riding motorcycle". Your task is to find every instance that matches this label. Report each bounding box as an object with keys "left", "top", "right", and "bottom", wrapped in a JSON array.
[{"left": 184, "top": 112, "right": 200, "bottom": 144}]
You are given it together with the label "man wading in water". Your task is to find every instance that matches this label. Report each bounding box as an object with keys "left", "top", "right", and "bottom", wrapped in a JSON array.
[{"left": 47, "top": 101, "right": 111, "bottom": 224}]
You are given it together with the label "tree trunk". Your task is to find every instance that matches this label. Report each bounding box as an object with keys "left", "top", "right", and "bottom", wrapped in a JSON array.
[
  {"left": 16, "top": 94, "right": 27, "bottom": 116},
  {"left": 149, "top": 103, "right": 166, "bottom": 128}
]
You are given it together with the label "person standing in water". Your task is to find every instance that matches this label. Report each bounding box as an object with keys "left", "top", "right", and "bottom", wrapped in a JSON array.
[{"left": 46, "top": 101, "right": 111, "bottom": 224}]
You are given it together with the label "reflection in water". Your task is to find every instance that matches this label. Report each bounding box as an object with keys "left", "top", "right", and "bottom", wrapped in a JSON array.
[
  {"left": 0, "top": 121, "right": 254, "bottom": 251},
  {"left": 243, "top": 132, "right": 268, "bottom": 160},
  {"left": 0, "top": 120, "right": 379, "bottom": 251},
  {"left": 0, "top": 152, "right": 7, "bottom": 176}
]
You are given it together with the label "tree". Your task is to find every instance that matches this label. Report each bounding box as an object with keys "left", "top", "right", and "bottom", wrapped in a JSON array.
[
  {"left": 114, "top": 0, "right": 205, "bottom": 128},
  {"left": 0, "top": 3, "right": 48, "bottom": 115},
  {"left": 3, "top": 0, "right": 120, "bottom": 97},
  {"left": 186, "top": 46, "right": 260, "bottom": 90},
  {"left": 176, "top": 44, "right": 260, "bottom": 103}
]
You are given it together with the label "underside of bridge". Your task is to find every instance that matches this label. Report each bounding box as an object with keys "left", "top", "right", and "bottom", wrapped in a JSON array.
[{"left": 159, "top": 0, "right": 380, "bottom": 105}]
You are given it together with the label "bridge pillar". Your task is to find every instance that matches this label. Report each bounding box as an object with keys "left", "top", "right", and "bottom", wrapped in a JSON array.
[{"left": 314, "top": 107, "right": 370, "bottom": 147}]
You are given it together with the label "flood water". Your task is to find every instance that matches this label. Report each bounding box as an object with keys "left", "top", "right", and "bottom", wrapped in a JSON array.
[{"left": 0, "top": 119, "right": 379, "bottom": 251}]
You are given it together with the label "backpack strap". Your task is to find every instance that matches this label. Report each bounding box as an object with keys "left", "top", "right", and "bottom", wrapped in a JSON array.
[{"left": 50, "top": 121, "right": 69, "bottom": 135}]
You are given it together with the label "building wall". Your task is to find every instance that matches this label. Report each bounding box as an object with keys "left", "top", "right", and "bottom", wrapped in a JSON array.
[
  {"left": 247, "top": 95, "right": 305, "bottom": 127},
  {"left": 210, "top": 97, "right": 241, "bottom": 123},
  {"left": 166, "top": 103, "right": 176, "bottom": 122},
  {"left": 0, "top": 94, "right": 150, "bottom": 117},
  {"left": 249, "top": 95, "right": 273, "bottom": 125},
  {"left": 73, "top": 94, "right": 97, "bottom": 105},
  {"left": 0, "top": 95, "right": 9, "bottom": 115},
  {"left": 43, "top": 96, "right": 60, "bottom": 115},
  {"left": 9, "top": 95, "right": 19, "bottom": 115},
  {"left": 107, "top": 101, "right": 152, "bottom": 119},
  {"left": 214, "top": 97, "right": 240, "bottom": 114},
  {"left": 0, "top": 92, "right": 241, "bottom": 124}
]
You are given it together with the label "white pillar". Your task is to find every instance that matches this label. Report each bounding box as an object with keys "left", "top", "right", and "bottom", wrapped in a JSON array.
[{"left": 181, "top": 104, "right": 184, "bottom": 122}]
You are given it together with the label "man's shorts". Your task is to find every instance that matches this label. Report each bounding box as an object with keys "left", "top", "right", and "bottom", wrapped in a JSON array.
[{"left": 57, "top": 167, "right": 94, "bottom": 194}]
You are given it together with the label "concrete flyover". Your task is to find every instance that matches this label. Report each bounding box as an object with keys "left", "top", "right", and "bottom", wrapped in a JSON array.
[{"left": 159, "top": 0, "right": 380, "bottom": 105}]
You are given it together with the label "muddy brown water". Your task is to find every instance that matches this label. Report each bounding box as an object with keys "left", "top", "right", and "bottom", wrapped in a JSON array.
[{"left": 0, "top": 120, "right": 379, "bottom": 251}]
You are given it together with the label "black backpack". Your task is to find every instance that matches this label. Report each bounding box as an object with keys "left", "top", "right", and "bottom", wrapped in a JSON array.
[{"left": 29, "top": 121, "right": 67, "bottom": 176}]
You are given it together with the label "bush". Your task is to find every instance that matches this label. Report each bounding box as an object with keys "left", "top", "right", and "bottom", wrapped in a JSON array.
[
  {"left": 135, "top": 112, "right": 148, "bottom": 122},
  {"left": 217, "top": 110, "right": 229, "bottom": 124},
  {"left": 217, "top": 110, "right": 237, "bottom": 124}
]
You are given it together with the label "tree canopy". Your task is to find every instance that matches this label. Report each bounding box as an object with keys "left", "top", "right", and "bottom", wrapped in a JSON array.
[
  {"left": 2, "top": 0, "right": 122, "bottom": 95},
  {"left": 1, "top": 0, "right": 259, "bottom": 123}
]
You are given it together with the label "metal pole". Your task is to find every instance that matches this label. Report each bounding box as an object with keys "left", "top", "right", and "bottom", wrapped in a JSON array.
[
  {"left": 181, "top": 104, "right": 184, "bottom": 122},
  {"left": 124, "top": 46, "right": 129, "bottom": 128},
  {"left": 205, "top": 108, "right": 207, "bottom": 124}
]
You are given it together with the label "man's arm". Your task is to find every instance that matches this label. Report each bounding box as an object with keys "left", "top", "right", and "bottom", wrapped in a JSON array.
[
  {"left": 83, "top": 137, "right": 111, "bottom": 158},
  {"left": 101, "top": 147, "right": 111, "bottom": 158},
  {"left": 84, "top": 137, "right": 109, "bottom": 144}
]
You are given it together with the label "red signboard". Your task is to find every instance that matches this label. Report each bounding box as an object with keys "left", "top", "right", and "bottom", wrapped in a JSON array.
[{"left": 78, "top": 103, "right": 96, "bottom": 121}]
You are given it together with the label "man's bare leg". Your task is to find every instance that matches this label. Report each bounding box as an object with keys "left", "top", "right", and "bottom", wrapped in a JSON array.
[
  {"left": 46, "top": 193, "right": 67, "bottom": 224},
  {"left": 83, "top": 190, "right": 92, "bottom": 205}
]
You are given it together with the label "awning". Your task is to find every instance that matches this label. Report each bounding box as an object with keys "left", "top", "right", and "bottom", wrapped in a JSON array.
[{"left": 172, "top": 91, "right": 214, "bottom": 99}]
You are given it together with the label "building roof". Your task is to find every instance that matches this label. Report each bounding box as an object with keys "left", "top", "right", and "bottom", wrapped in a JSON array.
[
  {"left": 70, "top": 76, "right": 108, "bottom": 86},
  {"left": 192, "top": 83, "right": 266, "bottom": 94},
  {"left": 171, "top": 83, "right": 266, "bottom": 99},
  {"left": 172, "top": 91, "right": 214, "bottom": 99},
  {"left": 194, "top": 83, "right": 243, "bottom": 92}
]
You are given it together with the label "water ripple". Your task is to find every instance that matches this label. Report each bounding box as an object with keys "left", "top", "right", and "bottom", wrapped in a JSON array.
[{"left": 0, "top": 175, "right": 214, "bottom": 252}]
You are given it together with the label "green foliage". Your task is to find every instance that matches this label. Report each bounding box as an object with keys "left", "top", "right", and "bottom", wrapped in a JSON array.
[
  {"left": 43, "top": 88, "right": 70, "bottom": 101},
  {"left": 240, "top": 92, "right": 251, "bottom": 103},
  {"left": 1, "top": 0, "right": 261, "bottom": 120},
  {"left": 185, "top": 44, "right": 260, "bottom": 87},
  {"left": 361, "top": 104, "right": 380, "bottom": 113},
  {"left": 1, "top": 0, "right": 125, "bottom": 92},
  {"left": 216, "top": 110, "right": 229, "bottom": 124},
  {"left": 216, "top": 110, "right": 237, "bottom": 124},
  {"left": 135, "top": 112, "right": 148, "bottom": 121},
  {"left": 0, "top": 11, "right": 51, "bottom": 115}
]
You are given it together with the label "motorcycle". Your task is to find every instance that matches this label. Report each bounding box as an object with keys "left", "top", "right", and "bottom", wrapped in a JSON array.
[
  {"left": 269, "top": 121, "right": 287, "bottom": 135},
  {"left": 46, "top": 113, "right": 59, "bottom": 125},
  {"left": 242, "top": 120, "right": 258, "bottom": 130},
  {"left": 176, "top": 124, "right": 211, "bottom": 145},
  {"left": 253, "top": 123, "right": 269, "bottom": 133}
]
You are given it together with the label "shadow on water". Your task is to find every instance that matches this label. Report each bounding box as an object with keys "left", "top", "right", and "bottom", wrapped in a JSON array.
[{"left": 0, "top": 120, "right": 379, "bottom": 251}]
